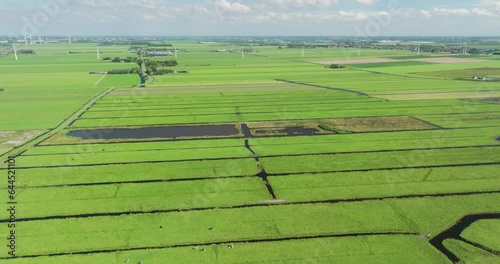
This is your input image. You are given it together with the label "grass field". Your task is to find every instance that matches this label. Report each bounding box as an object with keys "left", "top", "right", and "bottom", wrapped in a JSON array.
[{"left": 0, "top": 41, "right": 499, "bottom": 263}]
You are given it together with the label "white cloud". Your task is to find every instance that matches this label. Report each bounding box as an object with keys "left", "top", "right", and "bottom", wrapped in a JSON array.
[
  {"left": 264, "top": 0, "right": 340, "bottom": 8},
  {"left": 213, "top": 0, "right": 251, "bottom": 13},
  {"left": 356, "top": 0, "right": 378, "bottom": 5},
  {"left": 420, "top": 5, "right": 500, "bottom": 17},
  {"left": 433, "top": 8, "right": 471, "bottom": 16},
  {"left": 472, "top": 8, "right": 494, "bottom": 16},
  {"left": 338, "top": 10, "right": 369, "bottom": 20},
  {"left": 477, "top": 0, "right": 500, "bottom": 17},
  {"left": 479, "top": 0, "right": 500, "bottom": 10},
  {"left": 420, "top": 10, "right": 431, "bottom": 17},
  {"left": 79, "top": 0, "right": 158, "bottom": 9},
  {"left": 247, "top": 10, "right": 394, "bottom": 24},
  {"left": 143, "top": 14, "right": 157, "bottom": 20},
  {"left": 5, "top": 0, "right": 499, "bottom": 36}
]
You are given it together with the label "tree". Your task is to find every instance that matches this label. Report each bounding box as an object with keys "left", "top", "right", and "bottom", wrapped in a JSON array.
[{"left": 328, "top": 64, "right": 345, "bottom": 69}]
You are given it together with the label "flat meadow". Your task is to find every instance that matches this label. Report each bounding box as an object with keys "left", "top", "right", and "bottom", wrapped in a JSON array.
[{"left": 0, "top": 41, "right": 499, "bottom": 263}]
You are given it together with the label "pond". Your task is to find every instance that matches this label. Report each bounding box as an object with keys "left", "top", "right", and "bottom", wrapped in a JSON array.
[{"left": 67, "top": 124, "right": 239, "bottom": 140}]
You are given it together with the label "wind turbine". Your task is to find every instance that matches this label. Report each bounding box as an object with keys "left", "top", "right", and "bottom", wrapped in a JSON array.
[
  {"left": 24, "top": 36, "right": 28, "bottom": 47},
  {"left": 97, "top": 46, "right": 100, "bottom": 60},
  {"left": 13, "top": 45, "right": 18, "bottom": 61},
  {"left": 68, "top": 35, "right": 72, "bottom": 44},
  {"left": 241, "top": 49, "right": 245, "bottom": 58},
  {"left": 417, "top": 44, "right": 421, "bottom": 56},
  {"left": 29, "top": 35, "right": 33, "bottom": 45},
  {"left": 38, "top": 36, "right": 42, "bottom": 44},
  {"left": 174, "top": 47, "right": 178, "bottom": 59}
]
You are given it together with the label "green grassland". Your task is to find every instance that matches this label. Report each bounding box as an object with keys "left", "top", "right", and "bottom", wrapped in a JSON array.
[
  {"left": 443, "top": 239, "right": 499, "bottom": 264},
  {"left": 0, "top": 235, "right": 449, "bottom": 264},
  {"left": 0, "top": 41, "right": 499, "bottom": 263},
  {"left": 461, "top": 220, "right": 500, "bottom": 252},
  {"left": 414, "top": 68, "right": 500, "bottom": 79}
]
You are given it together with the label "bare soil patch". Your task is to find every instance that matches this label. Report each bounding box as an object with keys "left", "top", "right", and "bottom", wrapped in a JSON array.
[
  {"left": 320, "top": 116, "right": 438, "bottom": 132},
  {"left": 0, "top": 130, "right": 46, "bottom": 148},
  {"left": 246, "top": 116, "right": 437, "bottom": 136},
  {"left": 254, "top": 127, "right": 320, "bottom": 137}
]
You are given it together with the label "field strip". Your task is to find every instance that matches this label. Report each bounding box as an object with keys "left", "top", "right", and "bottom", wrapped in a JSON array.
[
  {"left": 100, "top": 91, "right": 342, "bottom": 100},
  {"left": 88, "top": 98, "right": 378, "bottom": 113},
  {"left": 3, "top": 190, "right": 498, "bottom": 223},
  {"left": 343, "top": 67, "right": 445, "bottom": 81},
  {"left": 6, "top": 157, "right": 500, "bottom": 175},
  {"left": 18, "top": 143, "right": 500, "bottom": 159},
  {"left": 5, "top": 156, "right": 254, "bottom": 169},
  {"left": 35, "top": 131, "right": 491, "bottom": 148},
  {"left": 270, "top": 162, "right": 500, "bottom": 176},
  {"left": 5, "top": 162, "right": 499, "bottom": 190},
  {"left": 458, "top": 238, "right": 500, "bottom": 257},
  {"left": 430, "top": 213, "right": 500, "bottom": 263},
  {"left": 315, "top": 58, "right": 399, "bottom": 65},
  {"left": 375, "top": 91, "right": 500, "bottom": 101},
  {"left": 84, "top": 100, "right": 377, "bottom": 112},
  {"left": 9, "top": 145, "right": 499, "bottom": 169},
  {"left": 89, "top": 98, "right": 372, "bottom": 110},
  {"left": 12, "top": 175, "right": 249, "bottom": 189},
  {"left": 102, "top": 95, "right": 346, "bottom": 103},
  {"left": 0, "top": 88, "right": 114, "bottom": 162},
  {"left": 94, "top": 73, "right": 108, "bottom": 86},
  {"left": 21, "top": 144, "right": 246, "bottom": 156},
  {"left": 275, "top": 79, "right": 369, "bottom": 96},
  {"left": 457, "top": 239, "right": 500, "bottom": 259},
  {"left": 77, "top": 104, "right": 463, "bottom": 120},
  {"left": 411, "top": 57, "right": 488, "bottom": 64},
  {"left": 0, "top": 232, "right": 416, "bottom": 260}
]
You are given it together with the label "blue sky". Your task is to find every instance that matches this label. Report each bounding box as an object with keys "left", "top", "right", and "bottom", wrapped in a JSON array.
[{"left": 1, "top": 0, "right": 500, "bottom": 36}]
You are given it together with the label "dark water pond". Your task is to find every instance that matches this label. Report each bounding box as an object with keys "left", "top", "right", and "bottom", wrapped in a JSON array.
[{"left": 67, "top": 125, "right": 239, "bottom": 140}]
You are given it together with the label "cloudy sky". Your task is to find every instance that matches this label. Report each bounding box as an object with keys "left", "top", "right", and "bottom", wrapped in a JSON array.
[{"left": 1, "top": 0, "right": 500, "bottom": 36}]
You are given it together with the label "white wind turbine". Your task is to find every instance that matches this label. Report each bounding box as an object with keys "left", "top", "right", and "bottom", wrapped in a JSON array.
[{"left": 13, "top": 45, "right": 18, "bottom": 61}]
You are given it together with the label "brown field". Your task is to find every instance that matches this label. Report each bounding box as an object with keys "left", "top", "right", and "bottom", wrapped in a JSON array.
[
  {"left": 0, "top": 130, "right": 46, "bottom": 148},
  {"left": 319, "top": 116, "right": 438, "bottom": 132},
  {"left": 247, "top": 116, "right": 438, "bottom": 135}
]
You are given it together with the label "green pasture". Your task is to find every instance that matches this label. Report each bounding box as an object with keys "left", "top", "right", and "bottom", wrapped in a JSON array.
[
  {"left": 1, "top": 41, "right": 499, "bottom": 263},
  {"left": 0, "top": 235, "right": 447, "bottom": 264},
  {"left": 461, "top": 220, "right": 500, "bottom": 251},
  {"left": 443, "top": 239, "right": 499, "bottom": 264}
]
